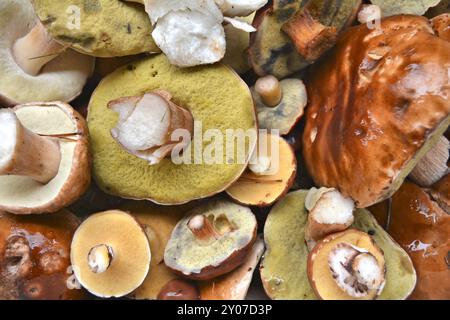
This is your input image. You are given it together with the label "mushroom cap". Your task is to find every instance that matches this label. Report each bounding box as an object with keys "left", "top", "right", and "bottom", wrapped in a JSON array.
[
  {"left": 252, "top": 79, "right": 308, "bottom": 135},
  {"left": 0, "top": 209, "right": 86, "bottom": 300},
  {"left": 88, "top": 54, "right": 257, "bottom": 205},
  {"left": 199, "top": 236, "right": 265, "bottom": 300},
  {"left": 0, "top": 102, "right": 90, "bottom": 214},
  {"left": 260, "top": 190, "right": 416, "bottom": 300},
  {"left": 70, "top": 210, "right": 151, "bottom": 298},
  {"left": 226, "top": 133, "right": 297, "bottom": 207},
  {"left": 122, "top": 201, "right": 192, "bottom": 300},
  {"left": 307, "top": 229, "right": 386, "bottom": 300},
  {"left": 0, "top": 0, "right": 94, "bottom": 106},
  {"left": 370, "top": 181, "right": 450, "bottom": 299},
  {"left": 302, "top": 15, "right": 450, "bottom": 208},
  {"left": 164, "top": 199, "right": 257, "bottom": 280},
  {"left": 32, "top": 0, "right": 159, "bottom": 57}
]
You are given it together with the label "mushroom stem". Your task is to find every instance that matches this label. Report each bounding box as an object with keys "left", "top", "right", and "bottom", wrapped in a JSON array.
[
  {"left": 409, "top": 136, "right": 449, "bottom": 187},
  {"left": 12, "top": 21, "right": 64, "bottom": 76},
  {"left": 108, "top": 90, "right": 194, "bottom": 165},
  {"left": 88, "top": 244, "right": 114, "bottom": 274},
  {"left": 187, "top": 215, "right": 220, "bottom": 242},
  {"left": 0, "top": 109, "right": 61, "bottom": 184},
  {"left": 254, "top": 76, "right": 282, "bottom": 107}
]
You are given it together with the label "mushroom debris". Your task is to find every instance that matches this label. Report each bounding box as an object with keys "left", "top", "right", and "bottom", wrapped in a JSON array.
[
  {"left": 108, "top": 90, "right": 194, "bottom": 165},
  {"left": 328, "top": 243, "right": 385, "bottom": 298},
  {"left": 134, "top": 0, "right": 267, "bottom": 67},
  {"left": 304, "top": 187, "right": 355, "bottom": 249}
]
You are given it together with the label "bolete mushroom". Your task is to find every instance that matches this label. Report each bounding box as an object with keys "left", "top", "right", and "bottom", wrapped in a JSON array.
[
  {"left": 0, "top": 210, "right": 86, "bottom": 300},
  {"left": 199, "top": 236, "right": 265, "bottom": 300},
  {"left": 260, "top": 190, "right": 416, "bottom": 300},
  {"left": 226, "top": 132, "right": 297, "bottom": 207},
  {"left": 304, "top": 187, "right": 355, "bottom": 250},
  {"left": 88, "top": 54, "right": 257, "bottom": 205},
  {"left": 252, "top": 77, "right": 308, "bottom": 135},
  {"left": 0, "top": 0, "right": 94, "bottom": 106},
  {"left": 307, "top": 229, "right": 386, "bottom": 300},
  {"left": 303, "top": 15, "right": 450, "bottom": 208},
  {"left": 369, "top": 180, "right": 450, "bottom": 299},
  {"left": 70, "top": 210, "right": 151, "bottom": 298},
  {"left": 164, "top": 199, "right": 257, "bottom": 281},
  {"left": 0, "top": 102, "right": 90, "bottom": 214},
  {"left": 32, "top": 0, "right": 159, "bottom": 57},
  {"left": 431, "top": 13, "right": 450, "bottom": 42}
]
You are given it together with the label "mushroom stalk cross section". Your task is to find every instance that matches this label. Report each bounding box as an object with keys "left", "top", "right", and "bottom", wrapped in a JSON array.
[
  {"left": 12, "top": 21, "right": 64, "bottom": 76},
  {"left": 88, "top": 244, "right": 114, "bottom": 274},
  {"left": 0, "top": 109, "right": 61, "bottom": 184}
]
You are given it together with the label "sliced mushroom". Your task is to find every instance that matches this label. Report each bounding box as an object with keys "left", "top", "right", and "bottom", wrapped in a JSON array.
[
  {"left": 252, "top": 78, "right": 308, "bottom": 135},
  {"left": 0, "top": 0, "right": 94, "bottom": 105},
  {"left": 214, "top": 0, "right": 268, "bottom": 17},
  {"left": 164, "top": 199, "right": 257, "bottom": 280},
  {"left": 0, "top": 210, "right": 85, "bottom": 300},
  {"left": 0, "top": 102, "right": 90, "bottom": 214},
  {"left": 308, "top": 229, "right": 386, "bottom": 300},
  {"left": 304, "top": 187, "right": 355, "bottom": 250},
  {"left": 226, "top": 133, "right": 297, "bottom": 207},
  {"left": 108, "top": 90, "right": 194, "bottom": 165},
  {"left": 70, "top": 210, "right": 151, "bottom": 298},
  {"left": 199, "top": 236, "right": 264, "bottom": 300}
]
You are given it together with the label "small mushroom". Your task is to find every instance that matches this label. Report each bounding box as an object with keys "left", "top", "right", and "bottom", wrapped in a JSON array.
[
  {"left": 252, "top": 78, "right": 308, "bottom": 135},
  {"left": 0, "top": 0, "right": 94, "bottom": 105},
  {"left": 0, "top": 102, "right": 90, "bottom": 214},
  {"left": 304, "top": 187, "right": 355, "bottom": 250},
  {"left": 431, "top": 13, "right": 450, "bottom": 41},
  {"left": 70, "top": 210, "right": 151, "bottom": 298},
  {"left": 226, "top": 133, "right": 297, "bottom": 207},
  {"left": 307, "top": 229, "right": 386, "bottom": 300},
  {"left": 108, "top": 90, "right": 194, "bottom": 165},
  {"left": 199, "top": 236, "right": 265, "bottom": 300},
  {"left": 164, "top": 199, "right": 257, "bottom": 280},
  {"left": 0, "top": 210, "right": 86, "bottom": 300},
  {"left": 409, "top": 136, "right": 449, "bottom": 187}
]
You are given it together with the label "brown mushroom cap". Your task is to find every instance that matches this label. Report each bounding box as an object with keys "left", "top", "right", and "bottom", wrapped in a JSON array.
[
  {"left": 70, "top": 210, "right": 151, "bottom": 298},
  {"left": 226, "top": 133, "right": 297, "bottom": 207},
  {"left": 164, "top": 199, "right": 257, "bottom": 281},
  {"left": 0, "top": 102, "right": 90, "bottom": 214},
  {"left": 370, "top": 181, "right": 450, "bottom": 299},
  {"left": 0, "top": 210, "right": 86, "bottom": 300},
  {"left": 302, "top": 15, "right": 450, "bottom": 208}
]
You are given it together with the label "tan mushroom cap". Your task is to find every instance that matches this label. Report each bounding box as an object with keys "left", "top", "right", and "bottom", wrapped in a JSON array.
[
  {"left": 303, "top": 15, "right": 450, "bottom": 208},
  {"left": 0, "top": 0, "right": 94, "bottom": 106},
  {"left": 70, "top": 210, "right": 151, "bottom": 298},
  {"left": 226, "top": 133, "right": 297, "bottom": 207},
  {"left": 164, "top": 199, "right": 257, "bottom": 281},
  {"left": 0, "top": 102, "right": 90, "bottom": 214}
]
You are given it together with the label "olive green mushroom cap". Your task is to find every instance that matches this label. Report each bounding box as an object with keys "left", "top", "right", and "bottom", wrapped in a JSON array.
[
  {"left": 88, "top": 54, "right": 257, "bottom": 204},
  {"left": 33, "top": 0, "right": 159, "bottom": 57}
]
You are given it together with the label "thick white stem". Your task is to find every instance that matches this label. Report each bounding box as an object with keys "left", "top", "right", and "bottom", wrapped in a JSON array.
[
  {"left": 88, "top": 244, "right": 114, "bottom": 274},
  {"left": 13, "top": 22, "right": 64, "bottom": 76}
]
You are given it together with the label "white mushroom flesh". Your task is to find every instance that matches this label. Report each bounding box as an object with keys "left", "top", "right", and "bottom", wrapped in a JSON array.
[
  {"left": 309, "top": 189, "right": 355, "bottom": 225},
  {"left": 248, "top": 155, "right": 272, "bottom": 175},
  {"left": 0, "top": 110, "right": 18, "bottom": 171},
  {"left": 88, "top": 244, "right": 113, "bottom": 274},
  {"left": 328, "top": 243, "right": 384, "bottom": 298},
  {"left": 214, "top": 0, "right": 268, "bottom": 17}
]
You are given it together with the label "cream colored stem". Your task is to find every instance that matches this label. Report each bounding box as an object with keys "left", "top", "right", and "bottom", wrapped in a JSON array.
[
  {"left": 13, "top": 22, "right": 64, "bottom": 76},
  {"left": 0, "top": 109, "right": 61, "bottom": 184},
  {"left": 410, "top": 136, "right": 449, "bottom": 187},
  {"left": 187, "top": 215, "right": 220, "bottom": 242},
  {"left": 255, "top": 76, "right": 282, "bottom": 107},
  {"left": 88, "top": 244, "right": 114, "bottom": 274}
]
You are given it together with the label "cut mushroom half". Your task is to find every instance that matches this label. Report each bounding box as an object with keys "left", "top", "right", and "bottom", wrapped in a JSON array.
[
  {"left": 108, "top": 90, "right": 194, "bottom": 165},
  {"left": 304, "top": 187, "right": 355, "bottom": 250},
  {"left": 70, "top": 210, "right": 151, "bottom": 298},
  {"left": 308, "top": 229, "right": 386, "bottom": 300},
  {"left": 226, "top": 133, "right": 297, "bottom": 207},
  {"left": 252, "top": 78, "right": 307, "bottom": 135},
  {"left": 0, "top": 102, "right": 90, "bottom": 214},
  {"left": 214, "top": 0, "right": 268, "bottom": 17},
  {"left": 164, "top": 199, "right": 257, "bottom": 280},
  {"left": 0, "top": 0, "right": 94, "bottom": 105}
]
